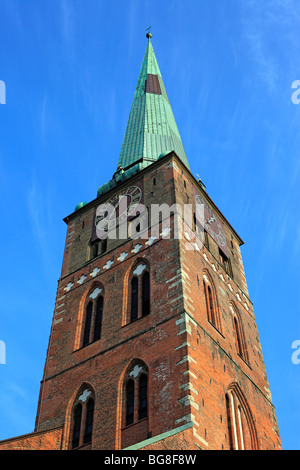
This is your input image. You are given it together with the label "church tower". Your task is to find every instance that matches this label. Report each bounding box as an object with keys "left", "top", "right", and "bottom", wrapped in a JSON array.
[{"left": 0, "top": 34, "right": 281, "bottom": 451}]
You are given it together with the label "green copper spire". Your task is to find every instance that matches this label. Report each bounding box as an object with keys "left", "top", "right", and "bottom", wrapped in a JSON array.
[{"left": 117, "top": 33, "right": 190, "bottom": 172}]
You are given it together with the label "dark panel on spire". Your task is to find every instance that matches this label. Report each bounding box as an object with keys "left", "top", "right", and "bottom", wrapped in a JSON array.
[{"left": 145, "top": 74, "right": 162, "bottom": 95}]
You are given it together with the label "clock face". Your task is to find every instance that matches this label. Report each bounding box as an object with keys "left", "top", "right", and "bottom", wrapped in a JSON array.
[
  {"left": 195, "top": 194, "right": 228, "bottom": 253},
  {"left": 95, "top": 185, "right": 143, "bottom": 232}
]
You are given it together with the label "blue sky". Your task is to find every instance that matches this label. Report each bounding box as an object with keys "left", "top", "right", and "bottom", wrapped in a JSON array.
[{"left": 0, "top": 0, "right": 299, "bottom": 450}]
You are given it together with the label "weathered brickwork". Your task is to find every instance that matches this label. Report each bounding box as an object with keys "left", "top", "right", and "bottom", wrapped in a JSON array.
[
  {"left": 0, "top": 153, "right": 281, "bottom": 450},
  {"left": 0, "top": 427, "right": 62, "bottom": 450}
]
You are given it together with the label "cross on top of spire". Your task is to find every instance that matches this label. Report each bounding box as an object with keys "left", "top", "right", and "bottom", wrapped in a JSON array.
[{"left": 146, "top": 26, "right": 152, "bottom": 39}]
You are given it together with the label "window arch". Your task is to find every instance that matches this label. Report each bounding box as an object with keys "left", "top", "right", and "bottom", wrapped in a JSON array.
[
  {"left": 234, "top": 317, "right": 243, "bottom": 357},
  {"left": 120, "top": 360, "right": 149, "bottom": 449},
  {"left": 138, "top": 373, "right": 148, "bottom": 420},
  {"left": 123, "top": 361, "right": 149, "bottom": 428},
  {"left": 225, "top": 383, "right": 258, "bottom": 450},
  {"left": 70, "top": 386, "right": 95, "bottom": 449},
  {"left": 81, "top": 284, "right": 104, "bottom": 348},
  {"left": 203, "top": 271, "right": 222, "bottom": 333},
  {"left": 125, "top": 378, "right": 135, "bottom": 426},
  {"left": 127, "top": 261, "right": 151, "bottom": 323},
  {"left": 72, "top": 403, "right": 82, "bottom": 449},
  {"left": 142, "top": 271, "right": 150, "bottom": 316},
  {"left": 94, "top": 295, "right": 104, "bottom": 342},
  {"left": 230, "top": 303, "right": 249, "bottom": 364},
  {"left": 84, "top": 398, "right": 95, "bottom": 444},
  {"left": 130, "top": 277, "right": 139, "bottom": 322},
  {"left": 83, "top": 301, "right": 93, "bottom": 347}
]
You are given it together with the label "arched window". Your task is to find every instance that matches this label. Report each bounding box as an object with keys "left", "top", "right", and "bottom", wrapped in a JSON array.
[
  {"left": 93, "top": 296, "right": 103, "bottom": 342},
  {"left": 70, "top": 387, "right": 95, "bottom": 449},
  {"left": 128, "top": 262, "right": 150, "bottom": 323},
  {"left": 131, "top": 277, "right": 139, "bottom": 322},
  {"left": 123, "top": 362, "right": 148, "bottom": 427},
  {"left": 138, "top": 374, "right": 148, "bottom": 420},
  {"left": 121, "top": 361, "right": 149, "bottom": 449},
  {"left": 84, "top": 398, "right": 95, "bottom": 444},
  {"left": 225, "top": 393, "right": 234, "bottom": 450},
  {"left": 225, "top": 384, "right": 258, "bottom": 450},
  {"left": 125, "top": 379, "right": 135, "bottom": 426},
  {"left": 207, "top": 285, "right": 215, "bottom": 325},
  {"left": 230, "top": 304, "right": 249, "bottom": 364},
  {"left": 234, "top": 317, "right": 243, "bottom": 357},
  {"left": 81, "top": 285, "right": 104, "bottom": 348},
  {"left": 72, "top": 403, "right": 82, "bottom": 449},
  {"left": 83, "top": 301, "right": 93, "bottom": 347},
  {"left": 142, "top": 272, "right": 150, "bottom": 317},
  {"left": 203, "top": 273, "right": 222, "bottom": 333}
]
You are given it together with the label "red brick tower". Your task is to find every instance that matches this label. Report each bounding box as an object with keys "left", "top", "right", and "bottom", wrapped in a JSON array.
[{"left": 0, "top": 34, "right": 281, "bottom": 451}]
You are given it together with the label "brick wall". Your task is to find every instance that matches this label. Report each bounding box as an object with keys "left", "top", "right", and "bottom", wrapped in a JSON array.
[
  {"left": 0, "top": 427, "right": 62, "bottom": 450},
  {"left": 23, "top": 153, "right": 281, "bottom": 450}
]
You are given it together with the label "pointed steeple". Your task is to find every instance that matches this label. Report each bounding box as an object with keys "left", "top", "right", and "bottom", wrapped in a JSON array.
[{"left": 117, "top": 32, "right": 190, "bottom": 172}]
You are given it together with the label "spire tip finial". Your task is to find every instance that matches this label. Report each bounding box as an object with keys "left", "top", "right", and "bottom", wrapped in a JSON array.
[{"left": 146, "top": 26, "right": 152, "bottom": 39}]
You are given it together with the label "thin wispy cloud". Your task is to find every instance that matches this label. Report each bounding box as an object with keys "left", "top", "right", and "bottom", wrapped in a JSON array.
[
  {"left": 60, "top": 0, "right": 77, "bottom": 64},
  {"left": 61, "top": 0, "right": 74, "bottom": 46},
  {"left": 240, "top": 0, "right": 300, "bottom": 93},
  {"left": 27, "top": 179, "right": 47, "bottom": 251},
  {"left": 26, "top": 177, "right": 59, "bottom": 282}
]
